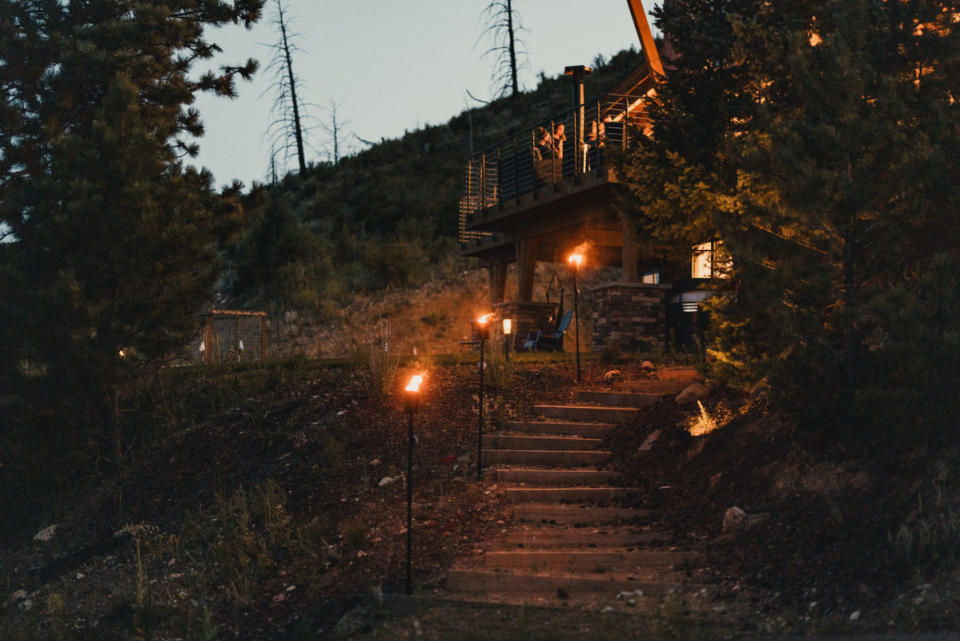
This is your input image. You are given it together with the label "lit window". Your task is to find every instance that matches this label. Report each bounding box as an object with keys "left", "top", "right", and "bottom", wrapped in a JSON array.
[
  {"left": 641, "top": 270, "right": 659, "bottom": 285},
  {"left": 691, "top": 241, "right": 730, "bottom": 279}
]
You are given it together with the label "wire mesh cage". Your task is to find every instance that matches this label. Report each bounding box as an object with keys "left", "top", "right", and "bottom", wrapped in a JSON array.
[{"left": 199, "top": 310, "right": 267, "bottom": 363}]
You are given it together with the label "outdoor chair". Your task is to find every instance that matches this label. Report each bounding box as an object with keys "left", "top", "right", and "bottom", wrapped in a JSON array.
[{"left": 521, "top": 309, "right": 573, "bottom": 352}]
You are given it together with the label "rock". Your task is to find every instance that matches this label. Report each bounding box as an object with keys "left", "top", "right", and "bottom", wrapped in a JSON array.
[
  {"left": 18, "top": 599, "right": 32, "bottom": 612},
  {"left": 11, "top": 589, "right": 28, "bottom": 601},
  {"left": 377, "top": 476, "right": 394, "bottom": 487},
  {"left": 627, "top": 598, "right": 637, "bottom": 607},
  {"left": 849, "top": 610, "right": 861, "bottom": 621},
  {"left": 638, "top": 429, "right": 661, "bottom": 452},
  {"left": 640, "top": 361, "right": 657, "bottom": 377},
  {"left": 602, "top": 606, "right": 615, "bottom": 613},
  {"left": 686, "top": 439, "right": 708, "bottom": 460},
  {"left": 616, "top": 591, "right": 633, "bottom": 600},
  {"left": 722, "top": 506, "right": 747, "bottom": 533},
  {"left": 709, "top": 473, "right": 724, "bottom": 489},
  {"left": 33, "top": 524, "right": 57, "bottom": 543},
  {"left": 676, "top": 383, "right": 708, "bottom": 404},
  {"left": 602, "top": 369, "right": 622, "bottom": 384}
]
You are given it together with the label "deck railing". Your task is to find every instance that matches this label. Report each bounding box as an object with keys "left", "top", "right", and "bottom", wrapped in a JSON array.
[{"left": 458, "top": 93, "right": 649, "bottom": 244}]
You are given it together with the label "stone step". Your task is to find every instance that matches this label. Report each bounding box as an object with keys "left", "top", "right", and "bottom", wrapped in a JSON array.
[
  {"left": 501, "top": 527, "right": 667, "bottom": 549},
  {"left": 483, "top": 548, "right": 701, "bottom": 573},
  {"left": 576, "top": 391, "right": 664, "bottom": 408},
  {"left": 501, "top": 421, "right": 614, "bottom": 438},
  {"left": 483, "top": 450, "right": 610, "bottom": 467},
  {"left": 503, "top": 486, "right": 639, "bottom": 503},
  {"left": 533, "top": 405, "right": 640, "bottom": 423},
  {"left": 494, "top": 467, "right": 618, "bottom": 486},
  {"left": 509, "top": 503, "right": 649, "bottom": 525},
  {"left": 446, "top": 568, "right": 681, "bottom": 598},
  {"left": 485, "top": 434, "right": 605, "bottom": 451}
]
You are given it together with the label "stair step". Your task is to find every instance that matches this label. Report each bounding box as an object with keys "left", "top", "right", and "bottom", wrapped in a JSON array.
[
  {"left": 446, "top": 568, "right": 681, "bottom": 598},
  {"left": 483, "top": 548, "right": 701, "bottom": 572},
  {"left": 483, "top": 450, "right": 610, "bottom": 466},
  {"left": 504, "top": 487, "right": 638, "bottom": 503},
  {"left": 533, "top": 405, "right": 640, "bottom": 423},
  {"left": 501, "top": 421, "right": 614, "bottom": 437},
  {"left": 486, "top": 435, "right": 604, "bottom": 451},
  {"left": 576, "top": 391, "right": 664, "bottom": 408},
  {"left": 495, "top": 468, "right": 617, "bottom": 486},
  {"left": 510, "top": 504, "right": 649, "bottom": 525},
  {"left": 501, "top": 527, "right": 667, "bottom": 549}
]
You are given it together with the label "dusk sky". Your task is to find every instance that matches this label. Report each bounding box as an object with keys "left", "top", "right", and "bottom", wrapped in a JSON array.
[{"left": 191, "top": 0, "right": 659, "bottom": 187}]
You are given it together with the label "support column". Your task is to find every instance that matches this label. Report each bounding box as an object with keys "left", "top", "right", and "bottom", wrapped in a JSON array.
[
  {"left": 622, "top": 228, "right": 639, "bottom": 282},
  {"left": 488, "top": 262, "right": 507, "bottom": 305},
  {"left": 516, "top": 238, "right": 540, "bottom": 302}
]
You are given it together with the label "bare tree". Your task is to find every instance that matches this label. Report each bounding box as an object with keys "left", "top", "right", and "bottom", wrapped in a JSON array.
[
  {"left": 322, "top": 100, "right": 351, "bottom": 165},
  {"left": 478, "top": 0, "right": 527, "bottom": 100},
  {"left": 264, "top": 0, "right": 312, "bottom": 176}
]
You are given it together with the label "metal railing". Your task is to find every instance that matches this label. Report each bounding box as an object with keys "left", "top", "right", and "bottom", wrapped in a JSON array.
[{"left": 459, "top": 93, "right": 650, "bottom": 244}]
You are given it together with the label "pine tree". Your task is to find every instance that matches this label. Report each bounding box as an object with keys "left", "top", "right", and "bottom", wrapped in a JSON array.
[
  {"left": 619, "top": 0, "right": 960, "bottom": 435},
  {"left": 0, "top": 0, "right": 263, "bottom": 463}
]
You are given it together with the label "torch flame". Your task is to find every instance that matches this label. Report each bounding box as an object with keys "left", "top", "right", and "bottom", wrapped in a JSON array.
[
  {"left": 477, "top": 313, "right": 492, "bottom": 325},
  {"left": 405, "top": 374, "right": 424, "bottom": 393},
  {"left": 568, "top": 252, "right": 584, "bottom": 268}
]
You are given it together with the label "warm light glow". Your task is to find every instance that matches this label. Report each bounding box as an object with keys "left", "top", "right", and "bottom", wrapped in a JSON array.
[
  {"left": 405, "top": 374, "right": 424, "bottom": 393},
  {"left": 568, "top": 253, "right": 584, "bottom": 269},
  {"left": 477, "top": 313, "right": 492, "bottom": 325},
  {"left": 502, "top": 318, "right": 512, "bottom": 335},
  {"left": 118, "top": 349, "right": 126, "bottom": 359}
]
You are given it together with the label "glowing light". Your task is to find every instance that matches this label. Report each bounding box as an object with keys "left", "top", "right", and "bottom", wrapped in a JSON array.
[
  {"left": 502, "top": 318, "right": 512, "bottom": 335},
  {"left": 568, "top": 253, "right": 584, "bottom": 268},
  {"left": 118, "top": 349, "right": 126, "bottom": 359},
  {"left": 477, "top": 313, "right": 492, "bottom": 325},
  {"left": 405, "top": 374, "right": 424, "bottom": 393}
]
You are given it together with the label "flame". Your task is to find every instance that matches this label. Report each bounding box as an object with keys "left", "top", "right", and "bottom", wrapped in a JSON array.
[
  {"left": 405, "top": 374, "right": 424, "bottom": 393},
  {"left": 477, "top": 313, "right": 492, "bottom": 325},
  {"left": 568, "top": 241, "right": 592, "bottom": 268},
  {"left": 568, "top": 252, "right": 584, "bottom": 268}
]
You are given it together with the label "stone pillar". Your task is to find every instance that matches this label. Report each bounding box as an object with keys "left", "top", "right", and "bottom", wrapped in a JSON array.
[
  {"left": 516, "top": 238, "right": 540, "bottom": 302},
  {"left": 589, "top": 282, "right": 669, "bottom": 353},
  {"left": 489, "top": 263, "right": 507, "bottom": 305}
]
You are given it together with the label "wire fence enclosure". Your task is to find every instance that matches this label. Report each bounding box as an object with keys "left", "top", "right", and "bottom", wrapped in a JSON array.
[
  {"left": 199, "top": 310, "right": 268, "bottom": 363},
  {"left": 459, "top": 93, "right": 650, "bottom": 243}
]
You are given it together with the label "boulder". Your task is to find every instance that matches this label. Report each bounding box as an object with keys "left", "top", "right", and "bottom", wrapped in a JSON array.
[
  {"left": 33, "top": 524, "right": 57, "bottom": 543},
  {"left": 722, "top": 506, "right": 747, "bottom": 533},
  {"left": 602, "top": 369, "right": 622, "bottom": 385},
  {"left": 638, "top": 429, "right": 661, "bottom": 452},
  {"left": 676, "top": 383, "right": 709, "bottom": 404}
]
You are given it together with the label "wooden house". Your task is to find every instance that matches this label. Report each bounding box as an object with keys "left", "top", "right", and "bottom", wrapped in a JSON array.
[{"left": 459, "top": 0, "right": 717, "bottom": 351}]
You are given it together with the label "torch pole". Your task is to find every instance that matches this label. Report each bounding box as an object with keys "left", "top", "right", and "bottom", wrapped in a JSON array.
[
  {"left": 573, "top": 266, "right": 581, "bottom": 383},
  {"left": 406, "top": 406, "right": 414, "bottom": 595},
  {"left": 477, "top": 337, "right": 485, "bottom": 481}
]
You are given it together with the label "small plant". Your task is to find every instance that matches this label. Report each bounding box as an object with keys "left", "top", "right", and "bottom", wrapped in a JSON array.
[{"left": 686, "top": 401, "right": 719, "bottom": 437}]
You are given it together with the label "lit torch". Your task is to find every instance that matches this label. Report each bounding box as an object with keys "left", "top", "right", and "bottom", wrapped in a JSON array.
[
  {"left": 567, "top": 250, "right": 585, "bottom": 383},
  {"left": 402, "top": 372, "right": 424, "bottom": 595},
  {"left": 474, "top": 313, "right": 492, "bottom": 480}
]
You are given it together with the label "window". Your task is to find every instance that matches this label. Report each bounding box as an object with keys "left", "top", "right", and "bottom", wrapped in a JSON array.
[{"left": 691, "top": 241, "right": 731, "bottom": 279}]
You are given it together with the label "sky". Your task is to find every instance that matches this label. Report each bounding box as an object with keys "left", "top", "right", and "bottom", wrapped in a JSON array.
[{"left": 191, "top": 0, "right": 658, "bottom": 188}]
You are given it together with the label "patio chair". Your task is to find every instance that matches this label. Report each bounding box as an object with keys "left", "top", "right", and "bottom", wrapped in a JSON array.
[{"left": 521, "top": 309, "right": 573, "bottom": 352}]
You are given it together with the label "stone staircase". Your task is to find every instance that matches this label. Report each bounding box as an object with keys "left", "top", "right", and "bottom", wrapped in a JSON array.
[{"left": 442, "top": 389, "right": 714, "bottom": 611}]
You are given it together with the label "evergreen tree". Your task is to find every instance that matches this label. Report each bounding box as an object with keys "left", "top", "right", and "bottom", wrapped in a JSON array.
[
  {"left": 0, "top": 0, "right": 263, "bottom": 463},
  {"left": 619, "top": 0, "right": 960, "bottom": 435}
]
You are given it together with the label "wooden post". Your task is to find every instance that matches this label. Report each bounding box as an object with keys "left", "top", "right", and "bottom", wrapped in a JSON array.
[
  {"left": 489, "top": 263, "right": 508, "bottom": 305},
  {"left": 516, "top": 238, "right": 540, "bottom": 302},
  {"left": 622, "top": 228, "right": 639, "bottom": 282}
]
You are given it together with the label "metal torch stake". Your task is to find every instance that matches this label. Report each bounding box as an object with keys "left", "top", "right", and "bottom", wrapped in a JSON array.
[
  {"left": 477, "top": 337, "right": 485, "bottom": 481},
  {"left": 573, "top": 266, "right": 581, "bottom": 383},
  {"left": 406, "top": 405, "right": 414, "bottom": 595}
]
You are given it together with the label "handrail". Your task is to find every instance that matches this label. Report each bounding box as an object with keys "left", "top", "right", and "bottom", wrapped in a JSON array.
[{"left": 458, "top": 92, "right": 650, "bottom": 243}]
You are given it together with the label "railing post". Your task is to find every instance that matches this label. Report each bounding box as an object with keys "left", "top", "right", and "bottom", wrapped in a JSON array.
[
  {"left": 480, "top": 152, "right": 486, "bottom": 211},
  {"left": 513, "top": 136, "right": 519, "bottom": 203}
]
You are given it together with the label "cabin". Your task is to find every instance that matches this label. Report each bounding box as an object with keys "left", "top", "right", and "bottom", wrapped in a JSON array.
[{"left": 459, "top": 0, "right": 717, "bottom": 352}]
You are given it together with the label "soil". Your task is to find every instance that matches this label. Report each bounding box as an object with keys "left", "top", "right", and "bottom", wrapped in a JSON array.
[{"left": 3, "top": 278, "right": 960, "bottom": 638}]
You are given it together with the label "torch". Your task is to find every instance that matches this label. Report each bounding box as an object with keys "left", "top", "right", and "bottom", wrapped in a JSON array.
[
  {"left": 568, "top": 252, "right": 584, "bottom": 383},
  {"left": 502, "top": 317, "right": 512, "bottom": 362},
  {"left": 403, "top": 373, "right": 423, "bottom": 595},
  {"left": 475, "top": 313, "right": 491, "bottom": 481}
]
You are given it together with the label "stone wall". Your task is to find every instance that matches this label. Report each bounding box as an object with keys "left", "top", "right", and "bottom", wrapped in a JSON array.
[{"left": 588, "top": 282, "right": 668, "bottom": 353}]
